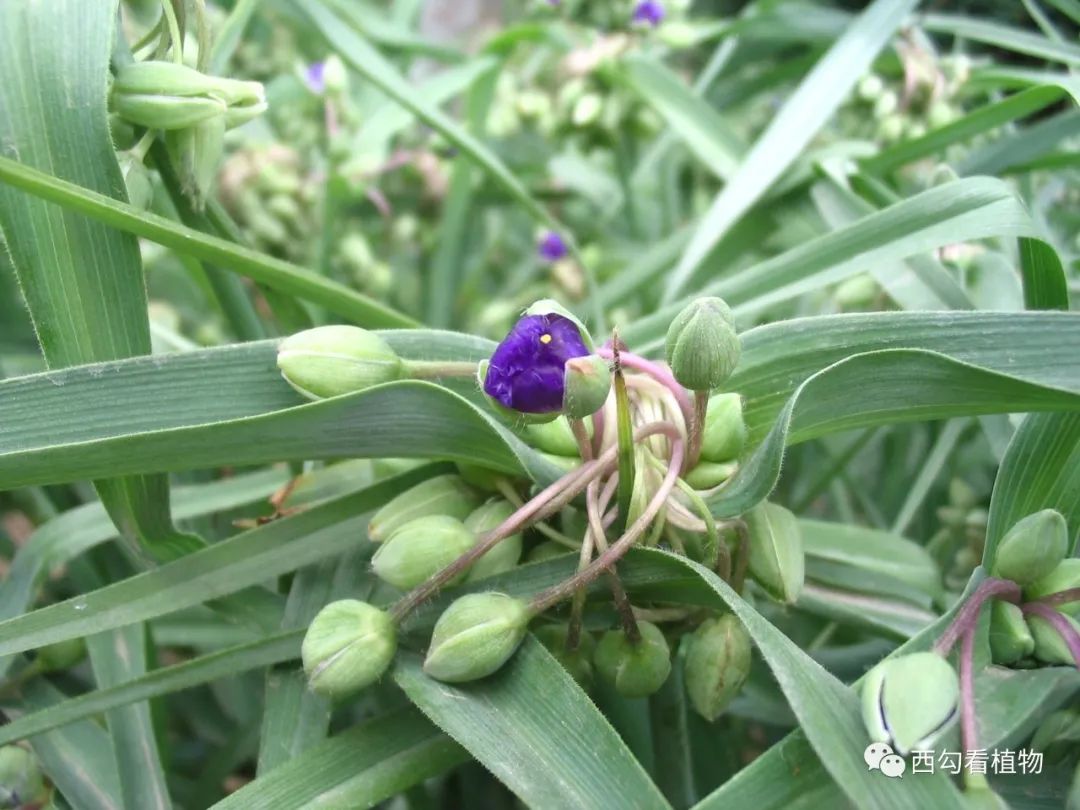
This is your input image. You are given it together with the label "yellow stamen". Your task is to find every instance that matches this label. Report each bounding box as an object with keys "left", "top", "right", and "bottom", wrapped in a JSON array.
[{"left": 539, "top": 333, "right": 552, "bottom": 345}]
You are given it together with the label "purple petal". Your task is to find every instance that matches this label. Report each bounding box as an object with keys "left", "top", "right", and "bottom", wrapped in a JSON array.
[
  {"left": 633, "top": 0, "right": 665, "bottom": 26},
  {"left": 537, "top": 231, "right": 568, "bottom": 262},
  {"left": 306, "top": 61, "right": 326, "bottom": 93},
  {"left": 483, "top": 313, "right": 589, "bottom": 413}
]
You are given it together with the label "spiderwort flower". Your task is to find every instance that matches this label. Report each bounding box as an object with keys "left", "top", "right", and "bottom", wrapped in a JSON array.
[
  {"left": 483, "top": 313, "right": 590, "bottom": 414},
  {"left": 305, "top": 61, "right": 326, "bottom": 94},
  {"left": 632, "top": 0, "right": 665, "bottom": 26},
  {"left": 537, "top": 231, "right": 568, "bottom": 262}
]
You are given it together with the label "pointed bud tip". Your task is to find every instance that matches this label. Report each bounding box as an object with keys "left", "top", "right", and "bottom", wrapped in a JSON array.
[
  {"left": 665, "top": 297, "right": 740, "bottom": 392},
  {"left": 277, "top": 325, "right": 403, "bottom": 400},
  {"left": 423, "top": 593, "right": 531, "bottom": 683},
  {"left": 302, "top": 600, "right": 396, "bottom": 699}
]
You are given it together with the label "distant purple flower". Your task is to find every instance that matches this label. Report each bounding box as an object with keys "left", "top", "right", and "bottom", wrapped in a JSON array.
[
  {"left": 305, "top": 61, "right": 326, "bottom": 93},
  {"left": 632, "top": 0, "right": 665, "bottom": 26},
  {"left": 537, "top": 231, "right": 568, "bottom": 262},
  {"left": 483, "top": 313, "right": 589, "bottom": 413}
]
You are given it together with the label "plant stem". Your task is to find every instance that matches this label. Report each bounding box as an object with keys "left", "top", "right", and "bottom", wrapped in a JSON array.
[
  {"left": 1036, "top": 587, "right": 1080, "bottom": 608},
  {"left": 933, "top": 577, "right": 1021, "bottom": 656},
  {"left": 570, "top": 417, "right": 593, "bottom": 462},
  {"left": 958, "top": 621, "right": 978, "bottom": 757},
  {"left": 612, "top": 342, "right": 636, "bottom": 535},
  {"left": 402, "top": 360, "right": 479, "bottom": 380},
  {"left": 530, "top": 428, "right": 684, "bottom": 614},
  {"left": 597, "top": 346, "right": 693, "bottom": 425},
  {"left": 1021, "top": 602, "right": 1080, "bottom": 665},
  {"left": 685, "top": 390, "right": 709, "bottom": 473},
  {"left": 720, "top": 519, "right": 749, "bottom": 593}
]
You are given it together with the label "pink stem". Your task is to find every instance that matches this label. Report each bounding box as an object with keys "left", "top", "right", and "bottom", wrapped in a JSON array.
[
  {"left": 1037, "top": 587, "right": 1080, "bottom": 608},
  {"left": 959, "top": 622, "right": 978, "bottom": 757},
  {"left": 933, "top": 578, "right": 1021, "bottom": 656},
  {"left": 597, "top": 346, "right": 693, "bottom": 426},
  {"left": 1021, "top": 602, "right": 1080, "bottom": 666}
]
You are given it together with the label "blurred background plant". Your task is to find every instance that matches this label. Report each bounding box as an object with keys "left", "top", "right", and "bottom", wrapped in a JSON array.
[{"left": 0, "top": 0, "right": 1079, "bottom": 808}]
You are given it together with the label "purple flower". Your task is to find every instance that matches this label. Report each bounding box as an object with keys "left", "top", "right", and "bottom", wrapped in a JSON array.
[
  {"left": 537, "top": 231, "right": 568, "bottom": 262},
  {"left": 483, "top": 313, "right": 589, "bottom": 413},
  {"left": 632, "top": 0, "right": 665, "bottom": 26},
  {"left": 305, "top": 61, "right": 326, "bottom": 93}
]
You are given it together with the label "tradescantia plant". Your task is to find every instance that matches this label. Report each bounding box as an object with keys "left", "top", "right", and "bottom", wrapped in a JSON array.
[{"left": 0, "top": 0, "right": 1079, "bottom": 809}]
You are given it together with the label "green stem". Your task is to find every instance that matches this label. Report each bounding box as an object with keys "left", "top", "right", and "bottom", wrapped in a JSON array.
[
  {"left": 160, "top": 0, "right": 184, "bottom": 64},
  {"left": 685, "top": 390, "right": 709, "bottom": 473},
  {"left": 401, "top": 360, "right": 479, "bottom": 380}
]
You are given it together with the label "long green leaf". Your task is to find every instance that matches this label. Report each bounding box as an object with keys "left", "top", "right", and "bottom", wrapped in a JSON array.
[
  {"left": 0, "top": 156, "right": 415, "bottom": 329},
  {"left": 662, "top": 0, "right": 918, "bottom": 300},
  {"left": 396, "top": 639, "right": 671, "bottom": 810},
  {"left": 921, "top": 12, "right": 1080, "bottom": 66},
  {"left": 213, "top": 706, "right": 467, "bottom": 809}
]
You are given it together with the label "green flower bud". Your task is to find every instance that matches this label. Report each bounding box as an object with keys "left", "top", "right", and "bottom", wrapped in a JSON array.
[
  {"left": 699, "top": 393, "right": 747, "bottom": 463},
  {"left": 118, "top": 152, "right": 153, "bottom": 210},
  {"left": 572, "top": 93, "right": 603, "bottom": 127},
  {"left": 455, "top": 463, "right": 504, "bottom": 492},
  {"left": 991, "top": 509, "right": 1068, "bottom": 585},
  {"left": 524, "top": 417, "right": 581, "bottom": 457},
  {"left": 372, "top": 515, "right": 476, "bottom": 590},
  {"left": 745, "top": 502, "right": 804, "bottom": 604},
  {"left": 563, "top": 355, "right": 611, "bottom": 419},
  {"left": 0, "top": 745, "right": 45, "bottom": 809},
  {"left": 302, "top": 600, "right": 396, "bottom": 699},
  {"left": 949, "top": 478, "right": 978, "bottom": 510},
  {"left": 464, "top": 499, "right": 522, "bottom": 582},
  {"left": 111, "top": 60, "right": 267, "bottom": 130},
  {"left": 322, "top": 55, "right": 348, "bottom": 95},
  {"left": 277, "top": 325, "right": 403, "bottom": 400},
  {"left": 1025, "top": 558, "right": 1080, "bottom": 616},
  {"left": 876, "top": 114, "right": 905, "bottom": 143},
  {"left": 988, "top": 601, "right": 1035, "bottom": 665},
  {"left": 594, "top": 622, "right": 671, "bottom": 698},
  {"left": 861, "top": 652, "right": 959, "bottom": 755},
  {"left": 684, "top": 460, "right": 737, "bottom": 490},
  {"left": 873, "top": 90, "right": 899, "bottom": 119},
  {"left": 664, "top": 297, "right": 740, "bottom": 392},
  {"left": 534, "top": 623, "right": 595, "bottom": 687},
  {"left": 857, "top": 74, "right": 885, "bottom": 101},
  {"left": 35, "top": 637, "right": 86, "bottom": 672},
  {"left": 1028, "top": 610, "right": 1080, "bottom": 665},
  {"left": 368, "top": 474, "right": 480, "bottom": 542},
  {"left": 684, "top": 615, "right": 752, "bottom": 721},
  {"left": 423, "top": 592, "right": 531, "bottom": 682}
]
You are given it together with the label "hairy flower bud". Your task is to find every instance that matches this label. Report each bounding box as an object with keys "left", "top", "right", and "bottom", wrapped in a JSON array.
[
  {"left": 1028, "top": 610, "right": 1080, "bottom": 665},
  {"left": 699, "top": 393, "right": 747, "bottom": 462},
  {"left": 684, "top": 460, "right": 737, "bottom": 490},
  {"left": 524, "top": 417, "right": 581, "bottom": 457},
  {"left": 745, "top": 502, "right": 804, "bottom": 604},
  {"left": 372, "top": 515, "right": 476, "bottom": 590},
  {"left": 563, "top": 355, "right": 611, "bottom": 419},
  {"left": 111, "top": 60, "right": 267, "bottom": 130},
  {"left": 991, "top": 509, "right": 1069, "bottom": 585},
  {"left": 684, "top": 615, "right": 752, "bottom": 721},
  {"left": 861, "top": 653, "right": 959, "bottom": 755},
  {"left": 988, "top": 601, "right": 1035, "bottom": 665},
  {"left": 464, "top": 499, "right": 522, "bottom": 582},
  {"left": 423, "top": 593, "right": 531, "bottom": 682},
  {"left": 1025, "top": 559, "right": 1080, "bottom": 616},
  {"left": 664, "top": 297, "right": 740, "bottom": 392},
  {"left": 302, "top": 600, "right": 396, "bottom": 698},
  {"left": 534, "top": 623, "right": 596, "bottom": 687},
  {"left": 277, "top": 325, "right": 403, "bottom": 400},
  {"left": 594, "top": 622, "right": 671, "bottom": 698},
  {"left": 368, "top": 474, "right": 479, "bottom": 543},
  {"left": 0, "top": 745, "right": 45, "bottom": 809}
]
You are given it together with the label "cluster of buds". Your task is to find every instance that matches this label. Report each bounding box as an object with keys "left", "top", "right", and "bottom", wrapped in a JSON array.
[
  {"left": 280, "top": 294, "right": 797, "bottom": 718},
  {"left": 928, "top": 478, "right": 989, "bottom": 591},
  {"left": 0, "top": 744, "right": 47, "bottom": 808},
  {"left": 110, "top": 60, "right": 267, "bottom": 206}
]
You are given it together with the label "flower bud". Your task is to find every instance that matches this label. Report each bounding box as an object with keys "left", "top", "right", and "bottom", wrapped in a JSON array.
[
  {"left": 1025, "top": 558, "right": 1080, "bottom": 616},
  {"left": 524, "top": 417, "right": 581, "bottom": 457},
  {"left": 1028, "top": 610, "right": 1080, "bottom": 666},
  {"left": 368, "top": 474, "right": 480, "bottom": 543},
  {"left": 423, "top": 592, "right": 531, "bottom": 682},
  {"left": 594, "top": 621, "right": 671, "bottom": 698},
  {"left": 699, "top": 393, "right": 747, "bottom": 462},
  {"left": 534, "top": 623, "right": 596, "bottom": 687},
  {"left": 111, "top": 60, "right": 267, "bottom": 130},
  {"left": 991, "top": 509, "right": 1068, "bottom": 585},
  {"left": 861, "top": 652, "right": 959, "bottom": 755},
  {"left": 745, "top": 502, "right": 804, "bottom": 604},
  {"left": 664, "top": 297, "right": 740, "bottom": 391},
  {"left": 302, "top": 600, "right": 396, "bottom": 699},
  {"left": 166, "top": 113, "right": 225, "bottom": 205},
  {"left": 371, "top": 515, "right": 476, "bottom": 590},
  {"left": 684, "top": 460, "right": 737, "bottom": 490},
  {"left": 35, "top": 637, "right": 87, "bottom": 672},
  {"left": 118, "top": 152, "right": 154, "bottom": 210},
  {"left": 988, "top": 601, "right": 1035, "bottom": 665},
  {"left": 277, "top": 325, "right": 403, "bottom": 400},
  {"left": 464, "top": 499, "right": 522, "bottom": 582},
  {"left": 563, "top": 355, "right": 611, "bottom": 419},
  {"left": 0, "top": 745, "right": 45, "bottom": 809},
  {"left": 684, "top": 615, "right": 752, "bottom": 721}
]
